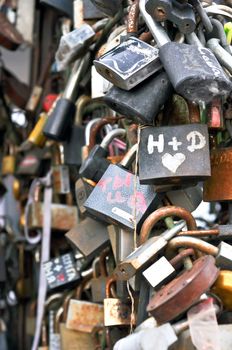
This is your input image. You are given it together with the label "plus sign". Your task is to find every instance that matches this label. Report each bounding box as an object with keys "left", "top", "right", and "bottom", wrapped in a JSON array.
[{"left": 168, "top": 137, "right": 182, "bottom": 151}]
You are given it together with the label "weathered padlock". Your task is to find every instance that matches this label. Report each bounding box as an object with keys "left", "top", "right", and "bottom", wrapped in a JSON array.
[
  {"left": 65, "top": 216, "right": 109, "bottom": 259},
  {"left": 56, "top": 24, "right": 96, "bottom": 71},
  {"left": 104, "top": 277, "right": 133, "bottom": 327},
  {"left": 17, "top": 148, "right": 47, "bottom": 177},
  {"left": 203, "top": 147, "right": 232, "bottom": 202},
  {"left": 51, "top": 145, "right": 70, "bottom": 194},
  {"left": 142, "top": 248, "right": 195, "bottom": 288},
  {"left": 94, "top": 37, "right": 162, "bottom": 90},
  {"left": 139, "top": 123, "right": 211, "bottom": 185},
  {"left": 104, "top": 71, "right": 172, "bottom": 125},
  {"left": 89, "top": 0, "right": 123, "bottom": 17},
  {"left": 145, "top": 0, "right": 196, "bottom": 34},
  {"left": 1, "top": 144, "right": 16, "bottom": 176},
  {"left": 79, "top": 128, "right": 126, "bottom": 182},
  {"left": 43, "top": 252, "right": 81, "bottom": 291},
  {"left": 90, "top": 249, "right": 109, "bottom": 302},
  {"left": 166, "top": 185, "right": 202, "bottom": 212},
  {"left": 66, "top": 299, "right": 104, "bottom": 333},
  {"left": 140, "top": 0, "right": 232, "bottom": 103},
  {"left": 63, "top": 95, "right": 90, "bottom": 167},
  {"left": 43, "top": 54, "right": 90, "bottom": 141},
  {"left": 84, "top": 144, "right": 161, "bottom": 232},
  {"left": 147, "top": 255, "right": 219, "bottom": 324},
  {"left": 114, "top": 219, "right": 186, "bottom": 280},
  {"left": 75, "top": 178, "right": 94, "bottom": 216}
]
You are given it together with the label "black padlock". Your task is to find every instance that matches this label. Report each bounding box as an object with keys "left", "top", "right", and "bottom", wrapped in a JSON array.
[
  {"left": 40, "top": 0, "right": 73, "bottom": 18},
  {"left": 140, "top": 0, "right": 232, "bottom": 103},
  {"left": 16, "top": 148, "right": 48, "bottom": 177},
  {"left": 104, "top": 71, "right": 172, "bottom": 125},
  {"left": 43, "top": 252, "right": 81, "bottom": 291},
  {"left": 94, "top": 37, "right": 162, "bottom": 90},
  {"left": 145, "top": 0, "right": 196, "bottom": 34},
  {"left": 79, "top": 128, "right": 126, "bottom": 182},
  {"left": 89, "top": 0, "right": 123, "bottom": 17},
  {"left": 84, "top": 144, "right": 161, "bottom": 232},
  {"left": 43, "top": 54, "right": 90, "bottom": 141},
  {"left": 139, "top": 124, "right": 211, "bottom": 185}
]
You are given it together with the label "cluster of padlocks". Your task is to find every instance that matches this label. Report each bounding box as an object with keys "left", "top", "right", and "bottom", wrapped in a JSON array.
[{"left": 3, "top": 0, "right": 232, "bottom": 349}]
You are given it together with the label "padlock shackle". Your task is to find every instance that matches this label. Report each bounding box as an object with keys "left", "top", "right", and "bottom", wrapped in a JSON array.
[
  {"left": 75, "top": 95, "right": 91, "bottom": 126},
  {"left": 140, "top": 206, "right": 197, "bottom": 244},
  {"left": 99, "top": 248, "right": 110, "bottom": 277},
  {"left": 127, "top": 0, "right": 140, "bottom": 35},
  {"left": 185, "top": 32, "right": 203, "bottom": 48},
  {"left": 169, "top": 248, "right": 196, "bottom": 268},
  {"left": 54, "top": 307, "right": 64, "bottom": 333},
  {"left": 89, "top": 116, "right": 123, "bottom": 150},
  {"left": 139, "top": 0, "right": 170, "bottom": 47},
  {"left": 100, "top": 128, "right": 126, "bottom": 150},
  {"left": 105, "top": 276, "right": 116, "bottom": 298},
  {"left": 85, "top": 118, "right": 102, "bottom": 146},
  {"left": 120, "top": 143, "right": 138, "bottom": 168},
  {"left": 166, "top": 236, "right": 218, "bottom": 257}
]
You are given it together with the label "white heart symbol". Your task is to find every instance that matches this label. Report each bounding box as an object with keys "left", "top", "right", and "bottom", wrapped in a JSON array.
[{"left": 162, "top": 153, "right": 186, "bottom": 173}]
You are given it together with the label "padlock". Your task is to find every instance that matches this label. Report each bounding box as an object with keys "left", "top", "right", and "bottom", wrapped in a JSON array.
[
  {"left": 51, "top": 145, "right": 70, "bottom": 194},
  {"left": 43, "top": 54, "right": 90, "bottom": 141},
  {"left": 90, "top": 249, "right": 109, "bottom": 302},
  {"left": 147, "top": 255, "right": 219, "bottom": 324},
  {"left": 114, "top": 205, "right": 197, "bottom": 279},
  {"left": 145, "top": 0, "right": 196, "bottom": 34},
  {"left": 203, "top": 147, "right": 232, "bottom": 202},
  {"left": 104, "top": 71, "right": 172, "bottom": 125},
  {"left": 26, "top": 113, "right": 48, "bottom": 148},
  {"left": 140, "top": 0, "right": 232, "bottom": 103},
  {"left": 114, "top": 220, "right": 186, "bottom": 280},
  {"left": 60, "top": 322, "right": 98, "bottom": 350},
  {"left": 65, "top": 216, "right": 109, "bottom": 259},
  {"left": 79, "top": 128, "right": 126, "bottom": 182},
  {"left": 2, "top": 144, "right": 16, "bottom": 176},
  {"left": 212, "top": 270, "right": 232, "bottom": 311},
  {"left": 84, "top": 144, "right": 161, "bottom": 232},
  {"left": 166, "top": 236, "right": 232, "bottom": 270},
  {"left": 139, "top": 123, "right": 211, "bottom": 185},
  {"left": 94, "top": 37, "right": 162, "bottom": 90},
  {"left": 40, "top": 0, "right": 73, "bottom": 18},
  {"left": 75, "top": 178, "right": 94, "bottom": 216},
  {"left": 66, "top": 299, "right": 104, "bottom": 333},
  {"left": 43, "top": 252, "right": 81, "bottom": 291},
  {"left": 82, "top": 0, "right": 105, "bottom": 20},
  {"left": 166, "top": 185, "right": 202, "bottom": 212},
  {"left": 17, "top": 148, "right": 48, "bottom": 177},
  {"left": 89, "top": 0, "right": 123, "bottom": 17},
  {"left": 63, "top": 95, "right": 90, "bottom": 167},
  {"left": 56, "top": 24, "right": 95, "bottom": 71},
  {"left": 142, "top": 248, "right": 195, "bottom": 288},
  {"left": 104, "top": 276, "right": 133, "bottom": 327}
]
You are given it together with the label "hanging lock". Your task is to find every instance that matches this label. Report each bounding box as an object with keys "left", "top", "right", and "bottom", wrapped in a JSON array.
[
  {"left": 114, "top": 206, "right": 197, "bottom": 280},
  {"left": 1, "top": 144, "right": 16, "bottom": 176},
  {"left": 139, "top": 124, "right": 211, "bottom": 186},
  {"left": 140, "top": 0, "right": 232, "bottom": 103},
  {"left": 147, "top": 256, "right": 219, "bottom": 324},
  {"left": 104, "top": 277, "right": 133, "bottom": 327},
  {"left": 145, "top": 0, "right": 196, "bottom": 34},
  {"left": 84, "top": 144, "right": 161, "bottom": 232},
  {"left": 43, "top": 252, "right": 81, "bottom": 291},
  {"left": 51, "top": 145, "right": 70, "bottom": 194},
  {"left": 94, "top": 37, "right": 162, "bottom": 91},
  {"left": 79, "top": 128, "right": 126, "bottom": 182},
  {"left": 90, "top": 249, "right": 109, "bottom": 302}
]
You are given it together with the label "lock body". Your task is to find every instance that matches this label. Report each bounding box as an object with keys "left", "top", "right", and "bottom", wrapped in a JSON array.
[
  {"left": 63, "top": 125, "right": 85, "bottom": 166},
  {"left": 104, "top": 71, "right": 172, "bottom": 125},
  {"left": 43, "top": 253, "right": 81, "bottom": 291},
  {"left": 139, "top": 124, "right": 211, "bottom": 185},
  {"left": 89, "top": 0, "right": 123, "bottom": 16},
  {"left": 94, "top": 37, "right": 161, "bottom": 90},
  {"left": 84, "top": 164, "right": 161, "bottom": 231},
  {"left": 159, "top": 43, "right": 232, "bottom": 103},
  {"left": 203, "top": 147, "right": 232, "bottom": 201}
]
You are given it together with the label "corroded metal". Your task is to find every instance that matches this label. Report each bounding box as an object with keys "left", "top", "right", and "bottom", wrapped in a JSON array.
[{"left": 147, "top": 256, "right": 219, "bottom": 324}]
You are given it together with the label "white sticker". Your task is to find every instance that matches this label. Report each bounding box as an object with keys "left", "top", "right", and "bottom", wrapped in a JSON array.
[{"left": 112, "top": 207, "right": 134, "bottom": 223}]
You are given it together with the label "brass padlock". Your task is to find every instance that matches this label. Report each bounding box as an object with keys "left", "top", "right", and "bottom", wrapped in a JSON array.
[
  {"left": 212, "top": 270, "right": 232, "bottom": 311},
  {"left": 27, "top": 112, "right": 48, "bottom": 148},
  {"left": 52, "top": 144, "right": 70, "bottom": 194},
  {"left": 2, "top": 143, "right": 16, "bottom": 176},
  {"left": 104, "top": 277, "right": 134, "bottom": 327}
]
